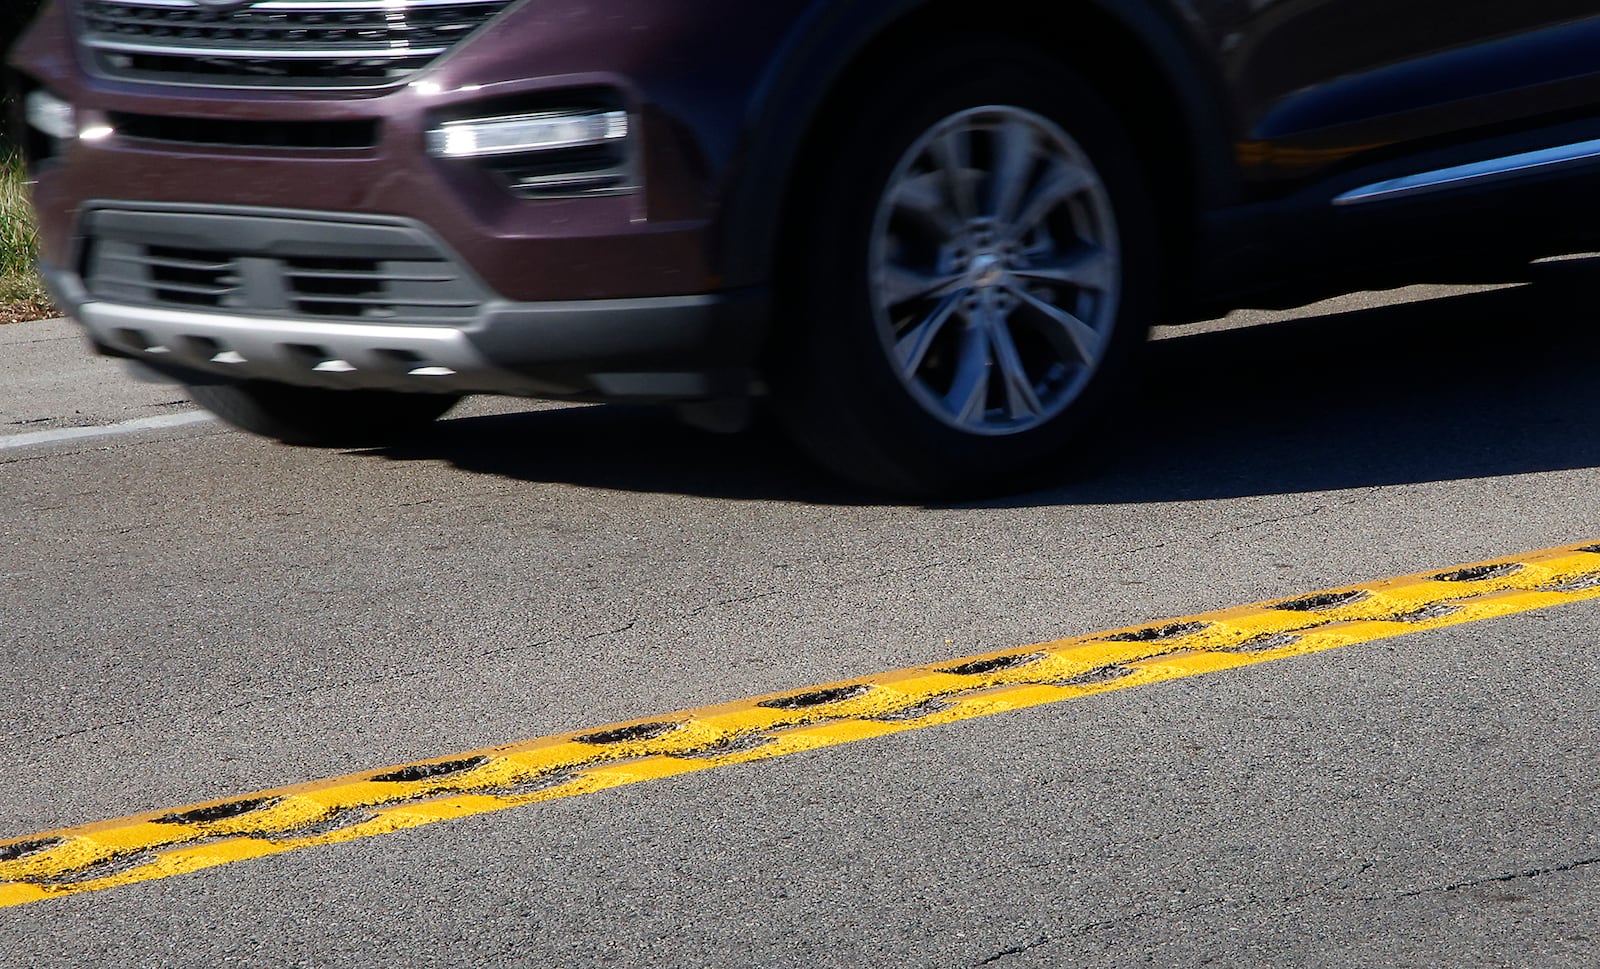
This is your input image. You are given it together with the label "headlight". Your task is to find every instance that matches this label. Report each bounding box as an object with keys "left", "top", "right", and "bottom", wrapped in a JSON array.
[{"left": 24, "top": 88, "right": 76, "bottom": 141}]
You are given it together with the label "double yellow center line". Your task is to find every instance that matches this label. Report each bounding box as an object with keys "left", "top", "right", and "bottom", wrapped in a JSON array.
[{"left": 5, "top": 540, "right": 1600, "bottom": 908}]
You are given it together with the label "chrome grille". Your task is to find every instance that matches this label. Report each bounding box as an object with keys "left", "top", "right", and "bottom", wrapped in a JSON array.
[{"left": 79, "top": 0, "right": 516, "bottom": 89}]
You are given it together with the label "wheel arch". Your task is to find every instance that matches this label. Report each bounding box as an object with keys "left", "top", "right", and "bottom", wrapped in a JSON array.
[{"left": 719, "top": 0, "right": 1239, "bottom": 314}]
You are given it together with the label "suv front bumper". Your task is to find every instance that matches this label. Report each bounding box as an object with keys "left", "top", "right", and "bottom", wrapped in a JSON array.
[{"left": 46, "top": 204, "right": 765, "bottom": 401}]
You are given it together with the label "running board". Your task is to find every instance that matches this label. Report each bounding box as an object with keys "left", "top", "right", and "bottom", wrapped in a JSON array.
[{"left": 1333, "top": 137, "right": 1600, "bottom": 206}]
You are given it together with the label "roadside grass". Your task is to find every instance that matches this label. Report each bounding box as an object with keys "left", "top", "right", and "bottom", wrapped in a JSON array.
[{"left": 1, "top": 148, "right": 55, "bottom": 324}]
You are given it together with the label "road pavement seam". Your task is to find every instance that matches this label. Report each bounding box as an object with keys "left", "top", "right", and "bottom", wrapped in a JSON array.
[{"left": 5, "top": 540, "right": 1600, "bottom": 908}]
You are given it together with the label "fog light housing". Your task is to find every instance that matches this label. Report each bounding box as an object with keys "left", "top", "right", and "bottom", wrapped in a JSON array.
[{"left": 427, "top": 109, "right": 633, "bottom": 198}]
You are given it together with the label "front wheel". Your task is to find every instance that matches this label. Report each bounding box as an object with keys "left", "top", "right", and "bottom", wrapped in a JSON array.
[
  {"left": 187, "top": 381, "right": 460, "bottom": 447},
  {"left": 772, "top": 44, "right": 1156, "bottom": 494}
]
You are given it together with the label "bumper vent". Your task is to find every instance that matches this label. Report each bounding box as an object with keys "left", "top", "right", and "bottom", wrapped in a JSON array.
[
  {"left": 89, "top": 244, "right": 244, "bottom": 309},
  {"left": 79, "top": 0, "right": 516, "bottom": 89},
  {"left": 82, "top": 208, "right": 486, "bottom": 325},
  {"left": 109, "top": 112, "right": 379, "bottom": 150},
  {"left": 283, "top": 256, "right": 478, "bottom": 320}
]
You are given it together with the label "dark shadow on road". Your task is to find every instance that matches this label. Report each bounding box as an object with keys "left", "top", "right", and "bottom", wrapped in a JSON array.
[
  {"left": 1060, "top": 260, "right": 1600, "bottom": 507},
  {"left": 369, "top": 260, "right": 1600, "bottom": 507},
  {"left": 375, "top": 400, "right": 866, "bottom": 504}
]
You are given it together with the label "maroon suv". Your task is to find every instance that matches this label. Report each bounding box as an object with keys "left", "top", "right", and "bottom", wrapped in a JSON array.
[{"left": 12, "top": 1, "right": 1600, "bottom": 491}]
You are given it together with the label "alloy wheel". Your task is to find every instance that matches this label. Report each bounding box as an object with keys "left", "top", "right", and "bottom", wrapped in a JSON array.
[{"left": 868, "top": 105, "right": 1122, "bottom": 436}]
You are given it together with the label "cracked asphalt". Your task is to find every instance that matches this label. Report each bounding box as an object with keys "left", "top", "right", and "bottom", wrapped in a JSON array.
[{"left": 2, "top": 273, "right": 1599, "bottom": 967}]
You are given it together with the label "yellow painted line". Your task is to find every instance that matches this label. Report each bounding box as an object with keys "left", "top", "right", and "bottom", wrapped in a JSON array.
[{"left": 6, "top": 540, "right": 1600, "bottom": 908}]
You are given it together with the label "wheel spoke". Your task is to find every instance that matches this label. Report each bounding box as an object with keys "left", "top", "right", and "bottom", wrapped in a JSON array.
[
  {"left": 890, "top": 172, "right": 964, "bottom": 239},
  {"left": 930, "top": 126, "right": 979, "bottom": 221},
  {"left": 984, "top": 308, "right": 1045, "bottom": 420},
  {"left": 893, "top": 293, "right": 963, "bottom": 379},
  {"left": 880, "top": 262, "right": 966, "bottom": 307},
  {"left": 1008, "top": 285, "right": 1105, "bottom": 365},
  {"left": 941, "top": 321, "right": 992, "bottom": 425},
  {"left": 1011, "top": 246, "right": 1116, "bottom": 292},
  {"left": 988, "top": 118, "right": 1036, "bottom": 224},
  {"left": 1004, "top": 160, "right": 1095, "bottom": 241}
]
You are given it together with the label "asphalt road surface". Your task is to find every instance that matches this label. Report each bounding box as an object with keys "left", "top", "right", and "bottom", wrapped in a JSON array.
[{"left": 2, "top": 269, "right": 1598, "bottom": 968}]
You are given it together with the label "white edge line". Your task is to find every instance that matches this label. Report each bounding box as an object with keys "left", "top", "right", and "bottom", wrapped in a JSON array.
[{"left": 0, "top": 412, "right": 214, "bottom": 452}]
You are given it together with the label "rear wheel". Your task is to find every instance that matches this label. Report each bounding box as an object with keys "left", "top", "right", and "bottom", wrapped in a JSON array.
[
  {"left": 187, "top": 381, "right": 459, "bottom": 447},
  {"left": 773, "top": 43, "right": 1156, "bottom": 494}
]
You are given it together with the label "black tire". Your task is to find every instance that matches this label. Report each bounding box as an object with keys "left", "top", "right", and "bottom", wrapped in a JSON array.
[
  {"left": 771, "top": 41, "right": 1157, "bottom": 495},
  {"left": 187, "top": 381, "right": 460, "bottom": 447}
]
